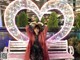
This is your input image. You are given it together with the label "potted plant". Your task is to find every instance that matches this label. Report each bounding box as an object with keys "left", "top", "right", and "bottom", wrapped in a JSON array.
[
  {"left": 16, "top": 11, "right": 28, "bottom": 27},
  {"left": 47, "top": 11, "right": 59, "bottom": 32}
]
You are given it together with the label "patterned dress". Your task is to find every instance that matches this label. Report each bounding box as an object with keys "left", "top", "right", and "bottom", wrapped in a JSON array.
[{"left": 30, "top": 35, "right": 43, "bottom": 60}]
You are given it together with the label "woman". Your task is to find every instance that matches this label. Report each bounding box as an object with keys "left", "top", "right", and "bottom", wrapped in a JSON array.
[{"left": 24, "top": 22, "right": 49, "bottom": 60}]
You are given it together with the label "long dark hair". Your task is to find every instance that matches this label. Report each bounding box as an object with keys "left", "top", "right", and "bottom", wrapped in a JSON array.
[{"left": 34, "top": 24, "right": 44, "bottom": 32}]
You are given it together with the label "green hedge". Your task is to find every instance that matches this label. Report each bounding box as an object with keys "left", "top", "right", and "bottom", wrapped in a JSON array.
[
  {"left": 16, "top": 11, "right": 28, "bottom": 27},
  {"left": 47, "top": 11, "right": 59, "bottom": 31}
]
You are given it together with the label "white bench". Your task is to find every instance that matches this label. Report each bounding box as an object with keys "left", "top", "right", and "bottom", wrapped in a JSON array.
[
  {"left": 2, "top": 40, "right": 74, "bottom": 60},
  {"left": 1, "top": 41, "right": 28, "bottom": 60},
  {"left": 47, "top": 40, "right": 74, "bottom": 60}
]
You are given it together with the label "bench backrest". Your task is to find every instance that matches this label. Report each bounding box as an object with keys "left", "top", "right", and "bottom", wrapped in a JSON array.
[
  {"left": 8, "top": 40, "right": 68, "bottom": 53},
  {"left": 47, "top": 40, "right": 68, "bottom": 54},
  {"left": 8, "top": 41, "right": 28, "bottom": 53}
]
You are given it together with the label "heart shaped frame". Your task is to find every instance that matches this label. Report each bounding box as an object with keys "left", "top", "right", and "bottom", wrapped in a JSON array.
[{"left": 4, "top": 0, "right": 74, "bottom": 42}]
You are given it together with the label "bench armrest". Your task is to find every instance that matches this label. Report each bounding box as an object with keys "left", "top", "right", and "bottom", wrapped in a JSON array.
[
  {"left": 3, "top": 47, "right": 8, "bottom": 52},
  {"left": 68, "top": 46, "right": 74, "bottom": 55}
]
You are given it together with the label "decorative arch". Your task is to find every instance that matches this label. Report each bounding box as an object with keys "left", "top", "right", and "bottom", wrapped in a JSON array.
[{"left": 4, "top": 0, "right": 74, "bottom": 43}]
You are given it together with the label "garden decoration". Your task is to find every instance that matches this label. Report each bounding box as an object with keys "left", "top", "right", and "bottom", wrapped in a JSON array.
[{"left": 4, "top": 0, "right": 74, "bottom": 43}]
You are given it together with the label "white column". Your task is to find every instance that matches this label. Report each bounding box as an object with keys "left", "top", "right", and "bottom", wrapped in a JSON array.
[{"left": 0, "top": 9, "right": 2, "bottom": 27}]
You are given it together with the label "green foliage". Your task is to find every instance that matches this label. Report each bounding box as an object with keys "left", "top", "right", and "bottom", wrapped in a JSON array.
[
  {"left": 69, "top": 13, "right": 80, "bottom": 54},
  {"left": 47, "top": 11, "right": 59, "bottom": 31},
  {"left": 16, "top": 11, "right": 28, "bottom": 27},
  {"left": 41, "top": 17, "right": 45, "bottom": 24},
  {"left": 68, "top": 37, "right": 80, "bottom": 54},
  {"left": 35, "top": 17, "right": 45, "bottom": 24},
  {"left": 68, "top": 37, "right": 78, "bottom": 47},
  {"left": 16, "top": 15, "right": 20, "bottom": 27},
  {"left": 35, "top": 17, "right": 39, "bottom": 22},
  {"left": 75, "top": 42, "right": 80, "bottom": 54},
  {"left": 74, "top": 13, "right": 80, "bottom": 31}
]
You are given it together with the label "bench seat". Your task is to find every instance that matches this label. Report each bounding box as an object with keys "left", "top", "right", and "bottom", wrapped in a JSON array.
[
  {"left": 5, "top": 52, "right": 74, "bottom": 60},
  {"left": 49, "top": 53, "right": 74, "bottom": 59}
]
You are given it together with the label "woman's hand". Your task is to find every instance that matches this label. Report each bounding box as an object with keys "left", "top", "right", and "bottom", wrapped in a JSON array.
[
  {"left": 38, "top": 22, "right": 44, "bottom": 26},
  {"left": 29, "top": 22, "right": 36, "bottom": 27}
]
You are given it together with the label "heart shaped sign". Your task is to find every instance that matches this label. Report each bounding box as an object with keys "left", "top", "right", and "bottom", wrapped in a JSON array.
[{"left": 4, "top": 0, "right": 74, "bottom": 42}]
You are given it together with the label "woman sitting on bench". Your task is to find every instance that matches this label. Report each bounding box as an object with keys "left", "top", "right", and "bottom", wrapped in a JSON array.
[{"left": 25, "top": 22, "right": 49, "bottom": 60}]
